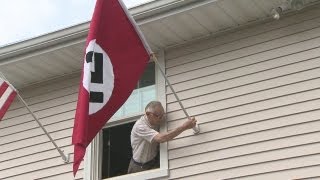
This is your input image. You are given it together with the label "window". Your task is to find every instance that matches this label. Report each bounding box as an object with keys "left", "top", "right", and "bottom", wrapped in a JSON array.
[
  {"left": 84, "top": 51, "right": 168, "bottom": 180},
  {"left": 101, "top": 122, "right": 136, "bottom": 178},
  {"left": 102, "top": 62, "right": 156, "bottom": 179},
  {"left": 112, "top": 62, "right": 156, "bottom": 119}
]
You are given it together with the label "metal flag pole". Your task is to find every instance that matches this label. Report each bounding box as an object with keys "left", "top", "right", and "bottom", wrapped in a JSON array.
[
  {"left": 0, "top": 72, "right": 70, "bottom": 163},
  {"left": 150, "top": 53, "right": 200, "bottom": 134}
]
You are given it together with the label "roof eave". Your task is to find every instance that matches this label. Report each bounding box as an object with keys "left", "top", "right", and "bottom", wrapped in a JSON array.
[{"left": 0, "top": 0, "right": 207, "bottom": 64}]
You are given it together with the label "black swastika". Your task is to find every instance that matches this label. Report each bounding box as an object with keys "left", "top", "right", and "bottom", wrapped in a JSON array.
[{"left": 86, "top": 51, "right": 104, "bottom": 103}]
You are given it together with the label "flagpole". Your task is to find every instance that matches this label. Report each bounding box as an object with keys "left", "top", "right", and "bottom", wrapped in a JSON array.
[
  {"left": 0, "top": 72, "right": 70, "bottom": 163},
  {"left": 150, "top": 53, "right": 200, "bottom": 134}
]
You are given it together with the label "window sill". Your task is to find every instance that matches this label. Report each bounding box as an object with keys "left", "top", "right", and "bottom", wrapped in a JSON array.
[{"left": 103, "top": 168, "right": 168, "bottom": 180}]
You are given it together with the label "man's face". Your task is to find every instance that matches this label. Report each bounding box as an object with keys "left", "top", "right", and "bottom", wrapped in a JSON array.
[{"left": 147, "top": 105, "right": 165, "bottom": 126}]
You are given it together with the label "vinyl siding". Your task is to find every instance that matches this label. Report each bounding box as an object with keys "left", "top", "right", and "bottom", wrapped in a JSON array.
[
  {"left": 0, "top": 74, "right": 83, "bottom": 179},
  {"left": 165, "top": 5, "right": 320, "bottom": 180}
]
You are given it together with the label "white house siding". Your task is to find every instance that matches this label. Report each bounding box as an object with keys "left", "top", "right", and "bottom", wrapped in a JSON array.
[
  {"left": 165, "top": 5, "right": 320, "bottom": 180},
  {"left": 0, "top": 74, "right": 83, "bottom": 180}
]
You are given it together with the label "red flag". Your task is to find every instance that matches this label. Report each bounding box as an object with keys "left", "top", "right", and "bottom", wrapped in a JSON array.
[
  {"left": 0, "top": 78, "right": 17, "bottom": 121},
  {"left": 72, "top": 0, "right": 151, "bottom": 176}
]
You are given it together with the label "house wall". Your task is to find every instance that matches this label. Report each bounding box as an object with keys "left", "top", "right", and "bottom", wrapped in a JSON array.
[
  {"left": 165, "top": 5, "right": 320, "bottom": 180},
  {"left": 0, "top": 74, "right": 83, "bottom": 180}
]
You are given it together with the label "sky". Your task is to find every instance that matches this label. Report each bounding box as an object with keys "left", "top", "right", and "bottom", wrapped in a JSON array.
[{"left": 0, "top": 0, "right": 154, "bottom": 47}]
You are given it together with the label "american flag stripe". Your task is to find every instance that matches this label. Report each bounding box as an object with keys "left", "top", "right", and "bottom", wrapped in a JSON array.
[
  {"left": 0, "top": 80, "right": 17, "bottom": 121},
  {"left": 0, "top": 80, "right": 9, "bottom": 96}
]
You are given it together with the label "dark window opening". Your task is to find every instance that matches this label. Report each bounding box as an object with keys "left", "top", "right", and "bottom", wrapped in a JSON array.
[
  {"left": 102, "top": 122, "right": 135, "bottom": 178},
  {"left": 136, "top": 62, "right": 155, "bottom": 89}
]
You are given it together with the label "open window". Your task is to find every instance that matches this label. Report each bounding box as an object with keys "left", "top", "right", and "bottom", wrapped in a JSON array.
[
  {"left": 84, "top": 52, "right": 168, "bottom": 180},
  {"left": 101, "top": 122, "right": 135, "bottom": 178}
]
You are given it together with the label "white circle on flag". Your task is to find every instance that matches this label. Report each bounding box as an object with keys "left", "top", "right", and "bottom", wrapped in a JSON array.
[{"left": 83, "top": 39, "right": 114, "bottom": 115}]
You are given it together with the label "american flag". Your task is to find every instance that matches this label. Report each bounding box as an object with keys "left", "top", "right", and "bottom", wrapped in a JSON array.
[{"left": 0, "top": 78, "right": 17, "bottom": 121}]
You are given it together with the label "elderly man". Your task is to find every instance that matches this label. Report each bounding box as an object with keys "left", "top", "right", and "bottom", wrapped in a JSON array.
[{"left": 128, "top": 101, "right": 197, "bottom": 174}]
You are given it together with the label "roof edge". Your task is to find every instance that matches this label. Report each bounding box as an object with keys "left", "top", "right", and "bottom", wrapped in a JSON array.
[{"left": 0, "top": 0, "right": 205, "bottom": 62}]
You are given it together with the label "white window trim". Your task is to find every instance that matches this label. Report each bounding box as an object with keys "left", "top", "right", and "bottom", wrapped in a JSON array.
[{"left": 84, "top": 50, "right": 168, "bottom": 180}]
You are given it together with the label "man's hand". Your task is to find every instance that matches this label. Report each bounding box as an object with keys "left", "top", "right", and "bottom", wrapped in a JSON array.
[
  {"left": 182, "top": 117, "right": 197, "bottom": 130},
  {"left": 153, "top": 117, "right": 198, "bottom": 143}
]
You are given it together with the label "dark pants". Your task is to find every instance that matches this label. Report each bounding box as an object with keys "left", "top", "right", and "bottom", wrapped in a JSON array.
[{"left": 127, "top": 158, "right": 159, "bottom": 174}]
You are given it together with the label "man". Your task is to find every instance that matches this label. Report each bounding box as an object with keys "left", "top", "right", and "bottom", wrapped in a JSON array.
[{"left": 128, "top": 101, "right": 197, "bottom": 174}]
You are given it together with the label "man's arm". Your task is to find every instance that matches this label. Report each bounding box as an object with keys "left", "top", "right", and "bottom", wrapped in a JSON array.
[{"left": 153, "top": 117, "right": 197, "bottom": 143}]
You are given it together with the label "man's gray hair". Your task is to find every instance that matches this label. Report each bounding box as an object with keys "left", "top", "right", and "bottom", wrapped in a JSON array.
[{"left": 145, "top": 101, "right": 162, "bottom": 112}]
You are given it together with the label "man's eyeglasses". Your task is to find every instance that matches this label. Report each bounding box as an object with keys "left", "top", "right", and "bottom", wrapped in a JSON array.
[{"left": 150, "top": 112, "right": 164, "bottom": 119}]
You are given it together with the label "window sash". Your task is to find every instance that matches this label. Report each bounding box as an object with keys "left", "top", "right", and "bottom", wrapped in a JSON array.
[{"left": 111, "top": 85, "right": 156, "bottom": 120}]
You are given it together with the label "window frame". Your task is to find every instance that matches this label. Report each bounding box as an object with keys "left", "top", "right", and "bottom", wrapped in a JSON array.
[{"left": 84, "top": 50, "right": 168, "bottom": 180}]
